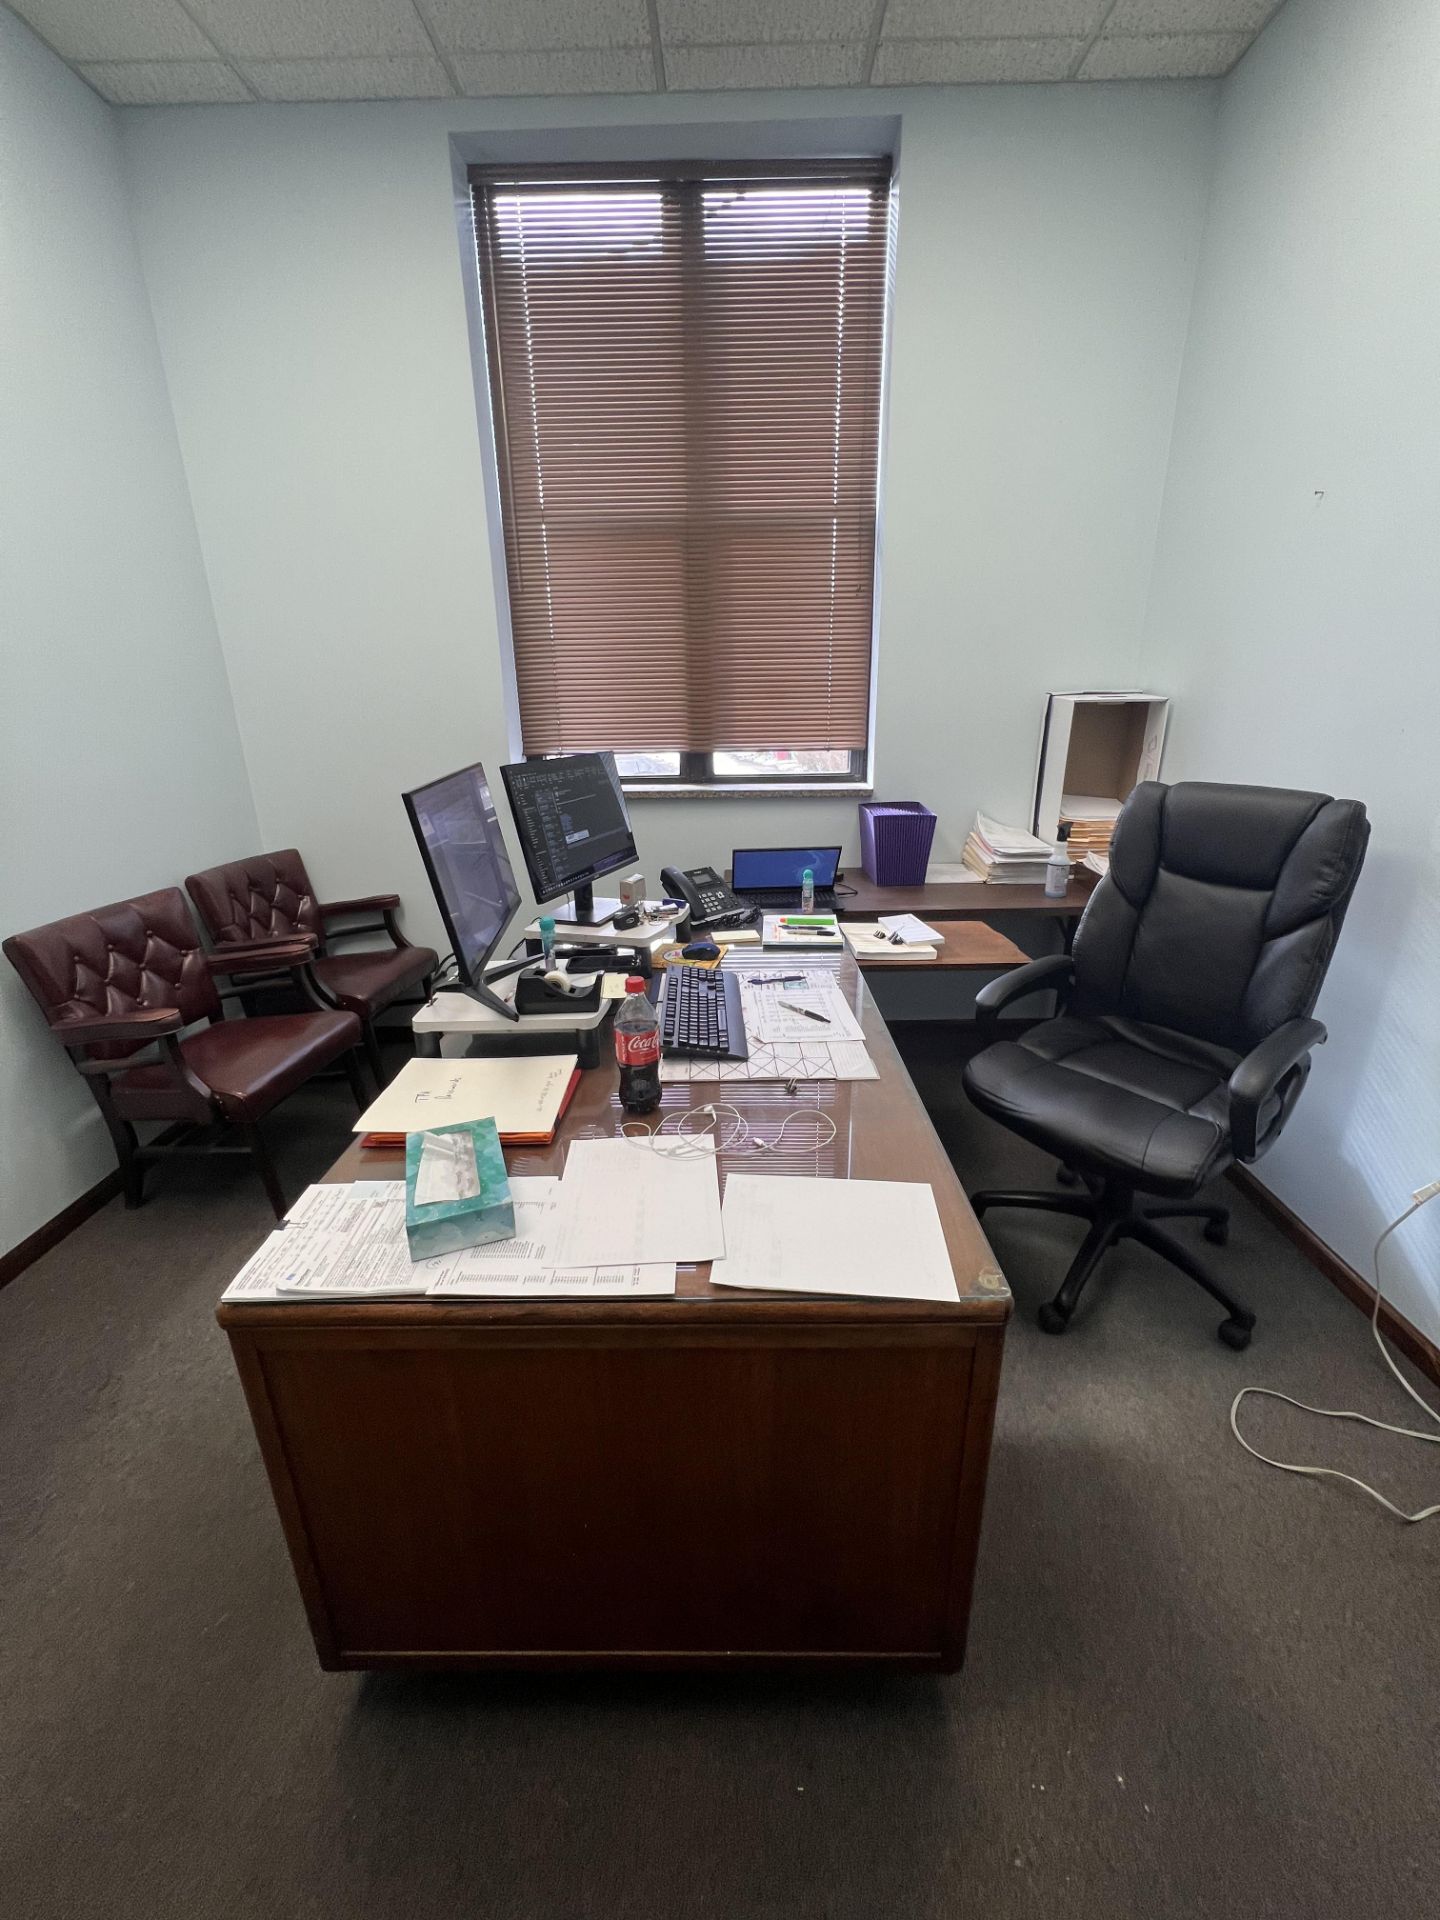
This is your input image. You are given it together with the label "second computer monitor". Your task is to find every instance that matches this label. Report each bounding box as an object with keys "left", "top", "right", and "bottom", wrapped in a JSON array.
[{"left": 501, "top": 752, "right": 638, "bottom": 926}]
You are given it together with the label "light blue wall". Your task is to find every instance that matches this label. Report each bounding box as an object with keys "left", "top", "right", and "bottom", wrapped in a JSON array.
[
  {"left": 1141, "top": 0, "right": 1440, "bottom": 1340},
  {"left": 117, "top": 81, "right": 1216, "bottom": 940},
  {"left": 0, "top": 9, "right": 259, "bottom": 1256}
]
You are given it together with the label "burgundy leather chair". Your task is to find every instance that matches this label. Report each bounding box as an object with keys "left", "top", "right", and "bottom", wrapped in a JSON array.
[
  {"left": 185, "top": 849, "right": 437, "bottom": 1084},
  {"left": 4, "top": 887, "right": 367, "bottom": 1219}
]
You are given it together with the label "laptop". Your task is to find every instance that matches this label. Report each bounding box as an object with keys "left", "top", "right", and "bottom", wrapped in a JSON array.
[{"left": 730, "top": 845, "right": 842, "bottom": 912}]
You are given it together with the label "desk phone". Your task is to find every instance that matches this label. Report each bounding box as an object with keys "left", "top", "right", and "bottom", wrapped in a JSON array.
[{"left": 659, "top": 865, "right": 756, "bottom": 932}]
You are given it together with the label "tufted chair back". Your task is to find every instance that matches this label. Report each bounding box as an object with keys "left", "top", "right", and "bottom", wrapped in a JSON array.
[
  {"left": 186, "top": 849, "right": 324, "bottom": 950},
  {"left": 4, "top": 888, "right": 220, "bottom": 1052},
  {"left": 1071, "top": 781, "right": 1369, "bottom": 1055}
]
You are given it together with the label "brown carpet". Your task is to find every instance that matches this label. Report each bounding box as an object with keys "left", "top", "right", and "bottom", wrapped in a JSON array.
[{"left": 2, "top": 1025, "right": 1437, "bottom": 1920}]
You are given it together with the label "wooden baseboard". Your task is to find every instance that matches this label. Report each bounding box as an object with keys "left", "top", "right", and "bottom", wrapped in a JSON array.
[
  {"left": 0, "top": 1168, "right": 123, "bottom": 1292},
  {"left": 1228, "top": 1167, "right": 1440, "bottom": 1391}
]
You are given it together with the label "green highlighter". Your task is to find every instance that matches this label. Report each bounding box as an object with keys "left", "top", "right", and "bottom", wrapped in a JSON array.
[{"left": 404, "top": 1117, "right": 515, "bottom": 1262}]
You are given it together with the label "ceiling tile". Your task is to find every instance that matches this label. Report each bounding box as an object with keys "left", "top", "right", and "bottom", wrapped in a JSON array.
[
  {"left": 182, "top": 0, "right": 431, "bottom": 61},
  {"left": 420, "top": 0, "right": 650, "bottom": 52},
  {"left": 658, "top": 0, "right": 874, "bottom": 45},
  {"left": 1105, "top": 1, "right": 1279, "bottom": 31},
  {"left": 242, "top": 55, "right": 454, "bottom": 98},
  {"left": 1080, "top": 31, "right": 1251, "bottom": 78},
  {"left": 7, "top": 0, "right": 215, "bottom": 62},
  {"left": 883, "top": 0, "right": 1108, "bottom": 37},
  {"left": 665, "top": 41, "right": 866, "bottom": 88},
  {"left": 450, "top": 46, "right": 656, "bottom": 94},
  {"left": 78, "top": 59, "right": 252, "bottom": 102},
  {"left": 873, "top": 35, "right": 1082, "bottom": 83}
]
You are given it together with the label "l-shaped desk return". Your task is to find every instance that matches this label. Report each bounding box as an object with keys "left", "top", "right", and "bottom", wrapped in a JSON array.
[
  {"left": 731, "top": 867, "right": 1099, "bottom": 954},
  {"left": 218, "top": 951, "right": 1013, "bottom": 1674}
]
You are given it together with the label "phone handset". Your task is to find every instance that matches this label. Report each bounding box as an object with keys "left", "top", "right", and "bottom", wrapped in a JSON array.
[{"left": 659, "top": 865, "right": 754, "bottom": 931}]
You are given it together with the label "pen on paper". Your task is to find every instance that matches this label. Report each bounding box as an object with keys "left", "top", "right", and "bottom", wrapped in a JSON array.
[{"left": 778, "top": 1001, "right": 831, "bottom": 1025}]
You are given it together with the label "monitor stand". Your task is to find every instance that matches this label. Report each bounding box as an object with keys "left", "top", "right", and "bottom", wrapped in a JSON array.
[
  {"left": 443, "top": 951, "right": 541, "bottom": 1024},
  {"left": 551, "top": 881, "right": 620, "bottom": 928}
]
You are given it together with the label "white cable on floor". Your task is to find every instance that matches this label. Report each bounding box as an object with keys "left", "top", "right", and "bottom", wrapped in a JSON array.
[
  {"left": 621, "top": 1100, "right": 837, "bottom": 1159},
  {"left": 1230, "top": 1184, "right": 1440, "bottom": 1522}
]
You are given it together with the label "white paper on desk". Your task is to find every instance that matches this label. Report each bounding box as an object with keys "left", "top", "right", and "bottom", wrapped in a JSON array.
[
  {"left": 878, "top": 913, "right": 944, "bottom": 945},
  {"left": 222, "top": 1225, "right": 354, "bottom": 1300},
  {"left": 742, "top": 972, "right": 865, "bottom": 1045},
  {"left": 284, "top": 1182, "right": 400, "bottom": 1231},
  {"left": 709, "top": 1174, "right": 959, "bottom": 1304},
  {"left": 660, "top": 1040, "right": 877, "bottom": 1083},
  {"left": 430, "top": 1261, "right": 675, "bottom": 1298},
  {"left": 549, "top": 1136, "right": 724, "bottom": 1268}
]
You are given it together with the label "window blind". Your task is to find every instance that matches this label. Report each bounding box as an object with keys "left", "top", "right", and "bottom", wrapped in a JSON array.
[{"left": 470, "top": 160, "right": 891, "bottom": 757}]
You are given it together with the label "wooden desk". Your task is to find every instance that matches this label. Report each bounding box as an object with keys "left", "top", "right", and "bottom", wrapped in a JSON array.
[
  {"left": 838, "top": 869, "right": 1097, "bottom": 922},
  {"left": 218, "top": 956, "right": 1011, "bottom": 1674},
  {"left": 849, "top": 919, "right": 1028, "bottom": 972}
]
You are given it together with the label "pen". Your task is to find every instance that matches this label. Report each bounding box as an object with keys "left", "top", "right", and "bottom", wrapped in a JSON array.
[
  {"left": 779, "top": 1000, "right": 831, "bottom": 1024},
  {"left": 748, "top": 973, "right": 807, "bottom": 985}
]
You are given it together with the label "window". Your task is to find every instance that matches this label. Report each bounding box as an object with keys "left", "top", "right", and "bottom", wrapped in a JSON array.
[{"left": 470, "top": 160, "right": 892, "bottom": 788}]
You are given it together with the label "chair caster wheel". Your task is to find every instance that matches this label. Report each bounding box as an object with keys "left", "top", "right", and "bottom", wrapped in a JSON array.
[
  {"left": 1056, "top": 1164, "right": 1080, "bottom": 1187},
  {"left": 1203, "top": 1219, "right": 1229, "bottom": 1246},
  {"left": 1218, "top": 1317, "right": 1252, "bottom": 1351},
  {"left": 1037, "top": 1301, "right": 1071, "bottom": 1336}
]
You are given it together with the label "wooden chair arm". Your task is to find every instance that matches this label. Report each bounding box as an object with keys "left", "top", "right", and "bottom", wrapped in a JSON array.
[{"left": 52, "top": 1007, "right": 184, "bottom": 1047}]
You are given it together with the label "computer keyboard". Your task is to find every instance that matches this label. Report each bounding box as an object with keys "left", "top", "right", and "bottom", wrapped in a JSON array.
[
  {"left": 658, "top": 968, "right": 749, "bottom": 1061},
  {"left": 736, "top": 888, "right": 838, "bottom": 912}
]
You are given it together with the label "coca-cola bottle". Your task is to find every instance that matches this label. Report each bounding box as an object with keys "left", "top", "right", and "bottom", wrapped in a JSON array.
[{"left": 614, "top": 976, "right": 661, "bottom": 1113}]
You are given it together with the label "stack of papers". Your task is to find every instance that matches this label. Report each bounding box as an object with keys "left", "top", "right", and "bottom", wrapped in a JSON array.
[
  {"left": 961, "top": 811, "right": 1054, "bottom": 884},
  {"left": 844, "top": 922, "right": 939, "bottom": 960},
  {"left": 761, "top": 913, "right": 843, "bottom": 950},
  {"left": 221, "top": 1177, "right": 677, "bottom": 1302},
  {"left": 353, "top": 1054, "right": 580, "bottom": 1146},
  {"left": 1059, "top": 793, "right": 1123, "bottom": 864}
]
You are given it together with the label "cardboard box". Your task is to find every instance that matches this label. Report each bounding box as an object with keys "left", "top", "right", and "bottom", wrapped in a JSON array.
[
  {"left": 404, "top": 1118, "right": 515, "bottom": 1262},
  {"left": 1032, "top": 691, "right": 1169, "bottom": 846}
]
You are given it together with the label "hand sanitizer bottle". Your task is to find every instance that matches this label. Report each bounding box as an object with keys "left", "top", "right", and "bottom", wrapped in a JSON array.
[
  {"left": 800, "top": 867, "right": 816, "bottom": 913},
  {"left": 1045, "top": 825, "right": 1072, "bottom": 899}
]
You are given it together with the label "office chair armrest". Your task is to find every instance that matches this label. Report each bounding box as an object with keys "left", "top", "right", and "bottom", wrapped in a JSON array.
[
  {"left": 51, "top": 1006, "right": 185, "bottom": 1048},
  {"left": 319, "top": 895, "right": 409, "bottom": 948},
  {"left": 204, "top": 936, "right": 316, "bottom": 976},
  {"left": 1228, "top": 1018, "right": 1327, "bottom": 1162},
  {"left": 973, "top": 955, "right": 1074, "bottom": 1035}
]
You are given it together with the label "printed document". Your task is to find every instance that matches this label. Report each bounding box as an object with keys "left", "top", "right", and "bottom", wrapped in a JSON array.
[
  {"left": 549, "top": 1137, "right": 725, "bottom": 1268},
  {"left": 740, "top": 968, "right": 865, "bottom": 1044},
  {"left": 708, "top": 1174, "right": 959, "bottom": 1304}
]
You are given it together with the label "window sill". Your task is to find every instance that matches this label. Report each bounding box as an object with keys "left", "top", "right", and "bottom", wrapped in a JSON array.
[{"left": 623, "top": 783, "right": 875, "bottom": 801}]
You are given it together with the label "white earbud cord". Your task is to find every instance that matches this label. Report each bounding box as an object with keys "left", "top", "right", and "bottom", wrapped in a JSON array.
[
  {"left": 621, "top": 1101, "right": 837, "bottom": 1159},
  {"left": 1230, "top": 1187, "right": 1440, "bottom": 1522}
]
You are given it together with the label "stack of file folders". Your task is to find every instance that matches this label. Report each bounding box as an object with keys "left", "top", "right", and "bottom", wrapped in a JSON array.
[
  {"left": 961, "top": 811, "right": 1053, "bottom": 884},
  {"left": 1058, "top": 793, "right": 1123, "bottom": 865}
]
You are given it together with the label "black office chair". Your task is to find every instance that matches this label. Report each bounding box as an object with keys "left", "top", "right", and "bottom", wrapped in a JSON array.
[{"left": 963, "top": 781, "right": 1368, "bottom": 1348}]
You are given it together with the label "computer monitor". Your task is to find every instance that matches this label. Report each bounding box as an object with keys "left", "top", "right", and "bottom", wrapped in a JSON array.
[
  {"left": 402, "top": 762, "right": 524, "bottom": 1020},
  {"left": 501, "top": 752, "right": 639, "bottom": 927}
]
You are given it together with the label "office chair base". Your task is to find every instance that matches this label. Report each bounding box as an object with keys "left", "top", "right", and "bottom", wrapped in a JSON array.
[{"left": 972, "top": 1181, "right": 1253, "bottom": 1347}]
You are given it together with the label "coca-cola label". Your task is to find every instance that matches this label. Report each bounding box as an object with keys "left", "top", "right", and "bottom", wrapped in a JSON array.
[{"left": 615, "top": 1028, "right": 660, "bottom": 1068}]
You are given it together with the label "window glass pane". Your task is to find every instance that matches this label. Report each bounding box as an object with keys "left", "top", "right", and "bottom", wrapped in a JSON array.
[
  {"left": 615, "top": 752, "right": 681, "bottom": 778},
  {"left": 711, "top": 750, "right": 854, "bottom": 778}
]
